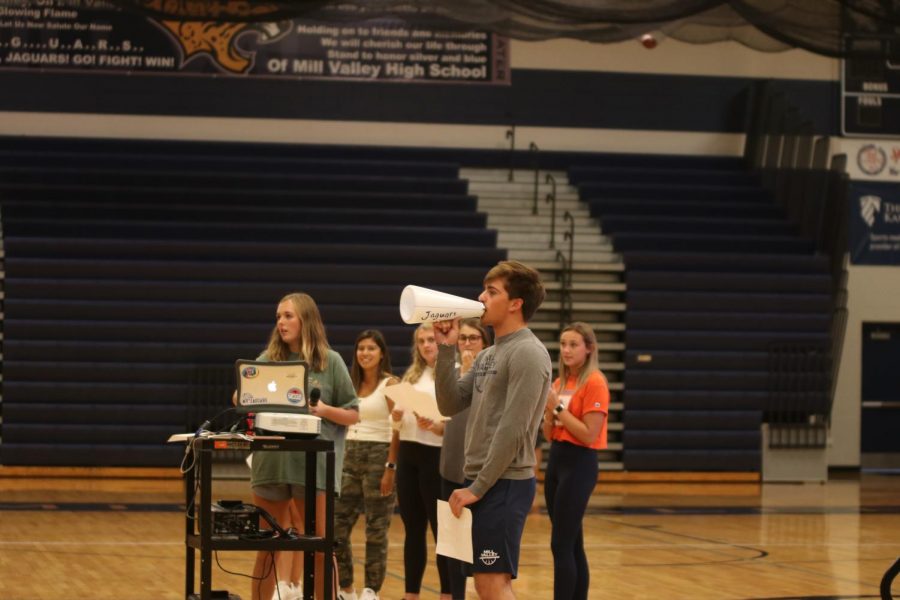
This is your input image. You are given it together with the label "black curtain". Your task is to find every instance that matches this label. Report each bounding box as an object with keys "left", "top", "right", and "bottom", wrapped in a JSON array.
[{"left": 93, "top": 0, "right": 900, "bottom": 58}]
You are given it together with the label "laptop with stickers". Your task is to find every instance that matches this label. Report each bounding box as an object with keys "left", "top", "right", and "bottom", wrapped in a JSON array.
[{"left": 234, "top": 359, "right": 309, "bottom": 415}]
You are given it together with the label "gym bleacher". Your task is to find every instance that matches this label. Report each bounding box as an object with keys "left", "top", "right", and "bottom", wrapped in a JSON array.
[
  {"left": 0, "top": 112, "right": 846, "bottom": 475},
  {"left": 0, "top": 137, "right": 503, "bottom": 466},
  {"left": 570, "top": 144, "right": 838, "bottom": 471}
]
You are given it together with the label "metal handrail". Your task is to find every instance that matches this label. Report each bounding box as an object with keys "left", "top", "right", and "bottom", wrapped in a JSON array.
[
  {"left": 554, "top": 250, "right": 571, "bottom": 330},
  {"left": 529, "top": 142, "right": 539, "bottom": 215},
  {"left": 505, "top": 126, "right": 516, "bottom": 182},
  {"left": 828, "top": 281, "right": 848, "bottom": 426},
  {"left": 562, "top": 211, "right": 575, "bottom": 327},
  {"left": 555, "top": 250, "right": 569, "bottom": 287},
  {"left": 765, "top": 341, "right": 830, "bottom": 448},
  {"left": 563, "top": 210, "right": 575, "bottom": 271},
  {"left": 553, "top": 211, "right": 576, "bottom": 330},
  {"left": 545, "top": 173, "right": 557, "bottom": 248}
]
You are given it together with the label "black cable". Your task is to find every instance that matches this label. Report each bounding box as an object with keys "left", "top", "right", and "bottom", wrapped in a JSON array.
[
  {"left": 184, "top": 476, "right": 201, "bottom": 521},
  {"left": 179, "top": 437, "right": 199, "bottom": 474},
  {"left": 196, "top": 406, "right": 238, "bottom": 434},
  {"left": 254, "top": 551, "right": 283, "bottom": 600},
  {"left": 214, "top": 550, "right": 272, "bottom": 581},
  {"left": 212, "top": 549, "right": 279, "bottom": 600},
  {"left": 254, "top": 504, "right": 294, "bottom": 538},
  {"left": 181, "top": 405, "right": 239, "bottom": 518}
]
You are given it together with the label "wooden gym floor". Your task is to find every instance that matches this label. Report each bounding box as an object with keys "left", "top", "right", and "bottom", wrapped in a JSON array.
[{"left": 1, "top": 468, "right": 899, "bottom": 600}]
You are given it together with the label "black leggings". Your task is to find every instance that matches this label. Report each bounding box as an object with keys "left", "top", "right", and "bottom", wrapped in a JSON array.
[
  {"left": 544, "top": 440, "right": 598, "bottom": 600},
  {"left": 397, "top": 441, "right": 450, "bottom": 594},
  {"left": 440, "top": 477, "right": 468, "bottom": 599}
]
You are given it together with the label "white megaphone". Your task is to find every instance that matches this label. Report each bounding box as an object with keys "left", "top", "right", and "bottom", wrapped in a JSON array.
[{"left": 399, "top": 285, "right": 485, "bottom": 324}]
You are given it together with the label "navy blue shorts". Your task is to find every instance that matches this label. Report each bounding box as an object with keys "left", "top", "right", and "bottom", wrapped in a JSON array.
[{"left": 467, "top": 477, "right": 535, "bottom": 578}]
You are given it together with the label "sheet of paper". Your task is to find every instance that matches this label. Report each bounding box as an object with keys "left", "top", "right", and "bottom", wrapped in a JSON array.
[
  {"left": 436, "top": 500, "right": 473, "bottom": 563},
  {"left": 384, "top": 381, "right": 449, "bottom": 422},
  {"left": 167, "top": 432, "right": 277, "bottom": 443}
]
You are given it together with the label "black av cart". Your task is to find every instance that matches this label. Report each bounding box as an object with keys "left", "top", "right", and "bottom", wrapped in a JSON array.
[{"left": 183, "top": 437, "right": 335, "bottom": 600}]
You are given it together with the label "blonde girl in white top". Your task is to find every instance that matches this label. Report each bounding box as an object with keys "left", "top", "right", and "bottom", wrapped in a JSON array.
[{"left": 391, "top": 324, "right": 451, "bottom": 600}]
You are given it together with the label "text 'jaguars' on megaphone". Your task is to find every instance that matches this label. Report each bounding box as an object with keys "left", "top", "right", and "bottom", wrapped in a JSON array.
[{"left": 399, "top": 285, "right": 485, "bottom": 324}]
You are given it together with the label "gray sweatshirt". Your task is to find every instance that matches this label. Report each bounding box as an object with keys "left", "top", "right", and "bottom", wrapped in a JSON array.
[{"left": 435, "top": 327, "right": 551, "bottom": 498}]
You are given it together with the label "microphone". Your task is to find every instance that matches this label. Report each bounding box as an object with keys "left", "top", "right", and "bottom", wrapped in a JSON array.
[{"left": 309, "top": 387, "right": 321, "bottom": 407}]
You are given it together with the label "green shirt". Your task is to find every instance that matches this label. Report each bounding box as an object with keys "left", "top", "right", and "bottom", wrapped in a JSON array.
[{"left": 251, "top": 349, "right": 358, "bottom": 491}]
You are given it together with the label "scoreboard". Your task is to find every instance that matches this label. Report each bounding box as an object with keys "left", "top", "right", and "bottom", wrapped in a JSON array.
[
  {"left": 841, "top": 3, "right": 900, "bottom": 138},
  {"left": 843, "top": 49, "right": 900, "bottom": 137}
]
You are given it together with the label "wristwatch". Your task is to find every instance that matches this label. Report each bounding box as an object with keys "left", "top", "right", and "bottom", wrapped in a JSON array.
[
  {"left": 553, "top": 404, "right": 565, "bottom": 415},
  {"left": 385, "top": 461, "right": 397, "bottom": 470}
]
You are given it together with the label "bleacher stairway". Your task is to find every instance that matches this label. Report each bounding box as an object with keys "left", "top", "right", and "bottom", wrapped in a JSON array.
[{"left": 463, "top": 168, "right": 627, "bottom": 469}]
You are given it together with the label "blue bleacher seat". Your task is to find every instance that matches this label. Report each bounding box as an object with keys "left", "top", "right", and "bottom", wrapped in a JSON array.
[
  {"left": 569, "top": 153, "right": 834, "bottom": 472},
  {"left": 0, "top": 137, "right": 502, "bottom": 467}
]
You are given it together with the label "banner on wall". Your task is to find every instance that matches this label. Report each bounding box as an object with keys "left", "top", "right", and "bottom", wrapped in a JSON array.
[
  {"left": 849, "top": 182, "right": 900, "bottom": 265},
  {"left": 844, "top": 140, "right": 900, "bottom": 181},
  {"left": 0, "top": 1, "right": 510, "bottom": 85}
]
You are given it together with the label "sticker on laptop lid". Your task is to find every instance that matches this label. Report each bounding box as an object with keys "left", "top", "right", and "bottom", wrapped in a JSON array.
[
  {"left": 287, "top": 387, "right": 305, "bottom": 405},
  {"left": 241, "top": 392, "right": 267, "bottom": 405}
]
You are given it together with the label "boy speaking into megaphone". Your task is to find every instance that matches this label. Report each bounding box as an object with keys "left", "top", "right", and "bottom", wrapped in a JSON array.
[{"left": 432, "top": 260, "right": 551, "bottom": 600}]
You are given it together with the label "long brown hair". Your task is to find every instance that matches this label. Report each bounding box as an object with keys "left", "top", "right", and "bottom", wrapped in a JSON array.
[
  {"left": 402, "top": 323, "right": 433, "bottom": 384},
  {"left": 264, "top": 292, "right": 329, "bottom": 371},
  {"left": 349, "top": 329, "right": 393, "bottom": 393},
  {"left": 557, "top": 321, "right": 602, "bottom": 390}
]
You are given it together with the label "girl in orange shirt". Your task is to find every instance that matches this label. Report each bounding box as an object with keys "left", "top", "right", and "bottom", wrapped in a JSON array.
[{"left": 542, "top": 322, "right": 609, "bottom": 600}]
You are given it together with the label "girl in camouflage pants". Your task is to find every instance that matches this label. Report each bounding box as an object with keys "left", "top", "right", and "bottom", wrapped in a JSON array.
[{"left": 334, "top": 330, "right": 400, "bottom": 600}]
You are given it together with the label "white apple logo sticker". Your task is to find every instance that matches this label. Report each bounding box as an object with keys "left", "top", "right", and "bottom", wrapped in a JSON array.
[{"left": 267, "top": 381, "right": 277, "bottom": 392}]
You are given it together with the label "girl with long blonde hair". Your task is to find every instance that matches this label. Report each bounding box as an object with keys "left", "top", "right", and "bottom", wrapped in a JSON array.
[
  {"left": 542, "top": 322, "right": 609, "bottom": 600},
  {"left": 391, "top": 323, "right": 451, "bottom": 600},
  {"left": 249, "top": 292, "right": 360, "bottom": 600}
]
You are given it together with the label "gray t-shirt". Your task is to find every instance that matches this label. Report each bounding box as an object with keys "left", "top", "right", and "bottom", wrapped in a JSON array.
[
  {"left": 435, "top": 327, "right": 551, "bottom": 497},
  {"left": 440, "top": 405, "right": 469, "bottom": 485}
]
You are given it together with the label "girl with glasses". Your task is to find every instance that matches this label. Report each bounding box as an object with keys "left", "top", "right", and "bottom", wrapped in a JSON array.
[{"left": 439, "top": 317, "right": 492, "bottom": 600}]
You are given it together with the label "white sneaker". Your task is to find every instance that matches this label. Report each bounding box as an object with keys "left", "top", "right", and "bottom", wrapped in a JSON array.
[
  {"left": 272, "top": 580, "right": 302, "bottom": 600},
  {"left": 359, "top": 588, "right": 379, "bottom": 600},
  {"left": 337, "top": 590, "right": 358, "bottom": 600}
]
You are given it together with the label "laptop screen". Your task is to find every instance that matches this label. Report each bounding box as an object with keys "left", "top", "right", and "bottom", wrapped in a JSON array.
[{"left": 234, "top": 359, "right": 309, "bottom": 415}]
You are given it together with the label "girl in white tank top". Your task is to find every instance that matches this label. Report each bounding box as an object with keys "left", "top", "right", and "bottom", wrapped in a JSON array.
[
  {"left": 347, "top": 376, "right": 392, "bottom": 442},
  {"left": 334, "top": 330, "right": 400, "bottom": 600}
]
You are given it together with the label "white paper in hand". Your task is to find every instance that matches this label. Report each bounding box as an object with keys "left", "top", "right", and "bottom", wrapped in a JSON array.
[
  {"left": 384, "top": 382, "right": 449, "bottom": 422},
  {"left": 436, "top": 499, "right": 473, "bottom": 563}
]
